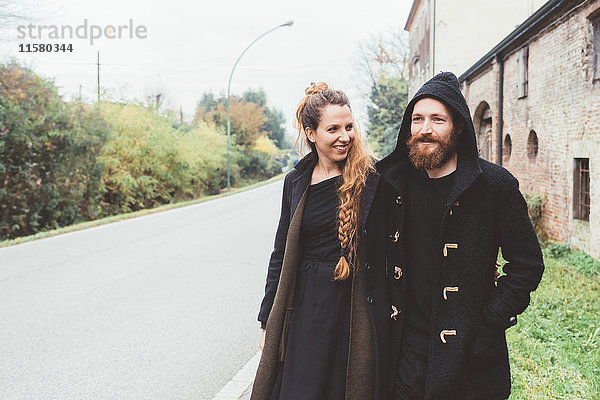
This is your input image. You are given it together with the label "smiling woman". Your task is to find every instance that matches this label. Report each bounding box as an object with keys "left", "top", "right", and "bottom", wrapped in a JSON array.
[
  {"left": 251, "top": 82, "right": 379, "bottom": 400},
  {"left": 292, "top": 82, "right": 375, "bottom": 280}
]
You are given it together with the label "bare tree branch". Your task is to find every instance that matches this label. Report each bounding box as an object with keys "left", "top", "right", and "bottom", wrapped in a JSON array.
[{"left": 352, "top": 27, "right": 409, "bottom": 101}]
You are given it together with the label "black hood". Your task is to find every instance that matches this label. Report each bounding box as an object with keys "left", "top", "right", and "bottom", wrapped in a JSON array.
[{"left": 377, "top": 71, "right": 482, "bottom": 195}]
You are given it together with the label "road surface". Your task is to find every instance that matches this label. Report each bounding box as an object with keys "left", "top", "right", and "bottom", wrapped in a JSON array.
[{"left": 0, "top": 179, "right": 284, "bottom": 399}]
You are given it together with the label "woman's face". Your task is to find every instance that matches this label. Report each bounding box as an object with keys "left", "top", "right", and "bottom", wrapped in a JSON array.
[{"left": 305, "top": 104, "right": 355, "bottom": 165}]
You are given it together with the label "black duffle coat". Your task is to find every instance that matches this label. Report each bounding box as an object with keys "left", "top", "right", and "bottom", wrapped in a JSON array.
[
  {"left": 375, "top": 72, "right": 545, "bottom": 400},
  {"left": 252, "top": 154, "right": 399, "bottom": 400}
]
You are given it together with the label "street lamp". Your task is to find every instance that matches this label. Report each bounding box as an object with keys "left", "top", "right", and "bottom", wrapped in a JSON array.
[{"left": 226, "top": 20, "right": 294, "bottom": 190}]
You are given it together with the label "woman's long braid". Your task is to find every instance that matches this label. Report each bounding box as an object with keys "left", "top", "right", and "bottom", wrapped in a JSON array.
[
  {"left": 333, "top": 135, "right": 372, "bottom": 281},
  {"left": 334, "top": 192, "right": 355, "bottom": 280}
]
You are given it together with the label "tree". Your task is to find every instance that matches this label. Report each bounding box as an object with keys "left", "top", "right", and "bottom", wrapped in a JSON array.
[
  {"left": 367, "top": 74, "right": 408, "bottom": 156},
  {"left": 355, "top": 28, "right": 409, "bottom": 88},
  {"left": 98, "top": 102, "right": 231, "bottom": 214},
  {"left": 264, "top": 107, "right": 289, "bottom": 149},
  {"left": 355, "top": 29, "right": 409, "bottom": 157},
  {"left": 194, "top": 91, "right": 220, "bottom": 122},
  {"left": 193, "top": 89, "right": 287, "bottom": 184},
  {"left": 242, "top": 88, "right": 290, "bottom": 148},
  {"left": 242, "top": 88, "right": 267, "bottom": 106},
  {"left": 202, "top": 97, "right": 268, "bottom": 147},
  {"left": 195, "top": 89, "right": 290, "bottom": 149},
  {"left": 0, "top": 62, "right": 108, "bottom": 239}
]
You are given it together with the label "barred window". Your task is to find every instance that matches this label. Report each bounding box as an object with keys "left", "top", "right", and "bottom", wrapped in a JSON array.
[
  {"left": 517, "top": 46, "right": 529, "bottom": 98},
  {"left": 573, "top": 158, "right": 590, "bottom": 221},
  {"left": 593, "top": 17, "right": 600, "bottom": 80}
]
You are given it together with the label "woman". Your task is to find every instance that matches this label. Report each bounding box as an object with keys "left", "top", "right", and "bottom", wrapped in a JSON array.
[{"left": 250, "top": 83, "right": 393, "bottom": 400}]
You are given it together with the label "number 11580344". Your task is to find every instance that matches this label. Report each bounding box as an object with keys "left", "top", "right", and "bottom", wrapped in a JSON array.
[{"left": 19, "top": 43, "right": 74, "bottom": 53}]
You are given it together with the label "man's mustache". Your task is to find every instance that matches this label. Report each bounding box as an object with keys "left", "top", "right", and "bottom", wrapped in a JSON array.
[{"left": 408, "top": 134, "right": 442, "bottom": 144}]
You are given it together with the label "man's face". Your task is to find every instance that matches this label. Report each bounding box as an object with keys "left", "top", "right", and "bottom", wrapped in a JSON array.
[{"left": 407, "top": 97, "right": 460, "bottom": 170}]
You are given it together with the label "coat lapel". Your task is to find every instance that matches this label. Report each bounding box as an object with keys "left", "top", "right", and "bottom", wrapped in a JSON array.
[
  {"left": 444, "top": 155, "right": 482, "bottom": 213},
  {"left": 360, "top": 172, "right": 381, "bottom": 231},
  {"left": 290, "top": 156, "right": 314, "bottom": 217},
  {"left": 290, "top": 170, "right": 311, "bottom": 218},
  {"left": 376, "top": 156, "right": 409, "bottom": 198}
]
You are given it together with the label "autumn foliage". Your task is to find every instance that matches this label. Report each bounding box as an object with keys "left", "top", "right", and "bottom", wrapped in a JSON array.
[{"left": 0, "top": 63, "right": 287, "bottom": 240}]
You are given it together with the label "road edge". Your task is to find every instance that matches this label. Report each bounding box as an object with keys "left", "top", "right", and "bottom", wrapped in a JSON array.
[{"left": 211, "top": 351, "right": 259, "bottom": 400}]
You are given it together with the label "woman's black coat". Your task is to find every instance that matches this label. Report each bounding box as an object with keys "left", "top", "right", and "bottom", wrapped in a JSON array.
[{"left": 255, "top": 155, "right": 399, "bottom": 400}]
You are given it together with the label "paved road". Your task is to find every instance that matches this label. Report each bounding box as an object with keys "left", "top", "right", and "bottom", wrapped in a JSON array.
[{"left": 0, "top": 180, "right": 283, "bottom": 399}]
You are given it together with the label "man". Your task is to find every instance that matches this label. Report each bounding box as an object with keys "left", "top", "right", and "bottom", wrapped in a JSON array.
[{"left": 376, "top": 72, "right": 545, "bottom": 399}]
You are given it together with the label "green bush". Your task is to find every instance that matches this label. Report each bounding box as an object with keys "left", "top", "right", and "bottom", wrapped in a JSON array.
[
  {"left": 0, "top": 63, "right": 108, "bottom": 239},
  {"left": 234, "top": 149, "right": 283, "bottom": 185},
  {"left": 524, "top": 192, "right": 547, "bottom": 241},
  {"left": 543, "top": 242, "right": 600, "bottom": 276},
  {"left": 97, "top": 102, "right": 229, "bottom": 214},
  {"left": 544, "top": 242, "right": 571, "bottom": 259},
  {"left": 0, "top": 61, "right": 287, "bottom": 241}
]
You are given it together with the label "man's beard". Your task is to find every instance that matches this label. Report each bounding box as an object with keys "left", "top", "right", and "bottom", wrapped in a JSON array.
[{"left": 407, "top": 129, "right": 460, "bottom": 170}]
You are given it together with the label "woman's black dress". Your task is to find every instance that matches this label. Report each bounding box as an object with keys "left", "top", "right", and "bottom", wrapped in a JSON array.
[{"left": 270, "top": 176, "right": 352, "bottom": 400}]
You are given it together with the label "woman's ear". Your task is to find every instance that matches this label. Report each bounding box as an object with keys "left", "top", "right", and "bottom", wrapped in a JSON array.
[{"left": 305, "top": 127, "right": 316, "bottom": 143}]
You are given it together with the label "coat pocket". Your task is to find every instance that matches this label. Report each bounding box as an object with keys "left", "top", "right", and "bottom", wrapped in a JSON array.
[
  {"left": 279, "top": 307, "right": 293, "bottom": 362},
  {"left": 470, "top": 319, "right": 507, "bottom": 367}
]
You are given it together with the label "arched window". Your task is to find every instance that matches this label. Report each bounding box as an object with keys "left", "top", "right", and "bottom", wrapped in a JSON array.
[
  {"left": 527, "top": 130, "right": 538, "bottom": 161},
  {"left": 503, "top": 134, "right": 512, "bottom": 163},
  {"left": 474, "top": 102, "right": 493, "bottom": 161}
]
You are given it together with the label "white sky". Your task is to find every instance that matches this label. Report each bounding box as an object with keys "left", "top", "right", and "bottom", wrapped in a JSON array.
[{"left": 1, "top": 0, "right": 412, "bottom": 137}]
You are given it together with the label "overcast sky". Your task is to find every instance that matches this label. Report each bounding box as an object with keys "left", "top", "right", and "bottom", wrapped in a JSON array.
[{"left": 2, "top": 0, "right": 412, "bottom": 136}]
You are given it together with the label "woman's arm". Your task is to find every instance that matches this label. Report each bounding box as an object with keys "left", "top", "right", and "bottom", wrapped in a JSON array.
[
  {"left": 257, "top": 173, "right": 293, "bottom": 328},
  {"left": 259, "top": 329, "right": 266, "bottom": 351}
]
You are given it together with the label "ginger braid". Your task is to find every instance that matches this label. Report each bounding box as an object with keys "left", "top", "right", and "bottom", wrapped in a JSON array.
[{"left": 334, "top": 126, "right": 374, "bottom": 280}]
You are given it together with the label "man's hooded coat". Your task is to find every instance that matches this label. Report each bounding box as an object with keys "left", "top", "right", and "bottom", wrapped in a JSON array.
[{"left": 376, "top": 72, "right": 545, "bottom": 400}]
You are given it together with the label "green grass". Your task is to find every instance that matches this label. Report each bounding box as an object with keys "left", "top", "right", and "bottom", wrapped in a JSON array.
[
  {"left": 0, "top": 173, "right": 285, "bottom": 248},
  {"left": 507, "top": 253, "right": 600, "bottom": 399}
]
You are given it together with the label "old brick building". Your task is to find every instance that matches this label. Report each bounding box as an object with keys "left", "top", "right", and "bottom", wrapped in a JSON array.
[
  {"left": 457, "top": 0, "right": 600, "bottom": 256},
  {"left": 405, "top": 0, "right": 546, "bottom": 96}
]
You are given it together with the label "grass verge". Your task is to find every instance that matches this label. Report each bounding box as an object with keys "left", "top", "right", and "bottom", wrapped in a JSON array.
[
  {"left": 0, "top": 173, "right": 285, "bottom": 249},
  {"left": 507, "top": 252, "right": 600, "bottom": 399}
]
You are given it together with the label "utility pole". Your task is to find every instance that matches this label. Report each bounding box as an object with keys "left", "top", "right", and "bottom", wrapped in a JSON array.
[
  {"left": 97, "top": 51, "right": 100, "bottom": 102},
  {"left": 155, "top": 93, "right": 161, "bottom": 113}
]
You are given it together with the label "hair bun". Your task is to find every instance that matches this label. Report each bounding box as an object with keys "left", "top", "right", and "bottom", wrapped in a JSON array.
[{"left": 305, "top": 82, "right": 329, "bottom": 95}]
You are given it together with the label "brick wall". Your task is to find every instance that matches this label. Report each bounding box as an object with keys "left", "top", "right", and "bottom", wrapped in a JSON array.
[{"left": 462, "top": 2, "right": 600, "bottom": 257}]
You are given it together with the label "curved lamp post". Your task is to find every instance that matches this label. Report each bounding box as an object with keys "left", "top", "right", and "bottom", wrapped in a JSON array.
[{"left": 226, "top": 20, "right": 294, "bottom": 190}]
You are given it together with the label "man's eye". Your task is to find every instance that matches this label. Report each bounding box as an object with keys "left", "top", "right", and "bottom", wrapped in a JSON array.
[{"left": 346, "top": 125, "right": 353, "bottom": 130}]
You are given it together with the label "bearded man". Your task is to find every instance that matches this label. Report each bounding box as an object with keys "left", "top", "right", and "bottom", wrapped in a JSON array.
[{"left": 375, "top": 72, "right": 545, "bottom": 400}]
